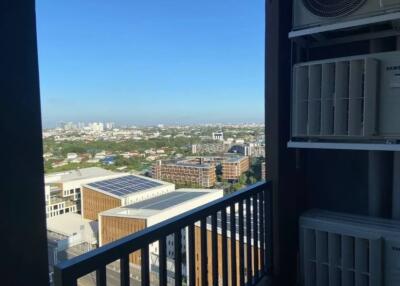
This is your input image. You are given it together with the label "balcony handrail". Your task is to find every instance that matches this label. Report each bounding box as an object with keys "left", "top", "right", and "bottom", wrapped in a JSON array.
[{"left": 54, "top": 180, "right": 272, "bottom": 285}]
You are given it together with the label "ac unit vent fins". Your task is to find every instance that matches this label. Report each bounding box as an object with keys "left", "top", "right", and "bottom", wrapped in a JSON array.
[
  {"left": 302, "top": 228, "right": 382, "bottom": 286},
  {"left": 302, "top": 0, "right": 367, "bottom": 17},
  {"left": 292, "top": 57, "right": 378, "bottom": 138}
]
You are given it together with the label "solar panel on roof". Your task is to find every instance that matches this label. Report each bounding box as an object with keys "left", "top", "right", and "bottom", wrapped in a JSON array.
[
  {"left": 125, "top": 191, "right": 208, "bottom": 210},
  {"left": 86, "top": 175, "right": 163, "bottom": 197}
]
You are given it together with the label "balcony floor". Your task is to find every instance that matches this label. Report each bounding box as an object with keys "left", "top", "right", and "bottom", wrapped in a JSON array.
[{"left": 255, "top": 276, "right": 271, "bottom": 286}]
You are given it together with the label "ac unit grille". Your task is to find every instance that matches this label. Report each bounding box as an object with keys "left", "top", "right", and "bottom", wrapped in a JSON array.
[
  {"left": 292, "top": 57, "right": 378, "bottom": 138},
  {"left": 302, "top": 228, "right": 382, "bottom": 286},
  {"left": 302, "top": 0, "right": 367, "bottom": 17}
]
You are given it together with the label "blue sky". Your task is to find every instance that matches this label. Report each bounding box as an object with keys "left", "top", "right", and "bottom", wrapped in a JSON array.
[{"left": 36, "top": 0, "right": 265, "bottom": 127}]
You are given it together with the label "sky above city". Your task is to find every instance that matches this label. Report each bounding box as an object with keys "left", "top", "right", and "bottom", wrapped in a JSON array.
[{"left": 36, "top": 0, "right": 265, "bottom": 127}]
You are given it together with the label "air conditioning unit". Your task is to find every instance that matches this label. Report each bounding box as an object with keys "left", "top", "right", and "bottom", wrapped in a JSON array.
[
  {"left": 293, "top": 0, "right": 400, "bottom": 30},
  {"left": 291, "top": 50, "right": 400, "bottom": 142},
  {"left": 300, "top": 210, "right": 400, "bottom": 286}
]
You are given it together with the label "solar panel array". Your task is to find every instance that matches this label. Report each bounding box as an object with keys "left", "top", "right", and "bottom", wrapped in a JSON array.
[
  {"left": 126, "top": 191, "right": 208, "bottom": 210},
  {"left": 87, "top": 175, "right": 163, "bottom": 197}
]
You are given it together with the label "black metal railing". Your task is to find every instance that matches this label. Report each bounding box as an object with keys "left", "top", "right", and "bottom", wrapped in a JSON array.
[{"left": 54, "top": 181, "right": 272, "bottom": 286}]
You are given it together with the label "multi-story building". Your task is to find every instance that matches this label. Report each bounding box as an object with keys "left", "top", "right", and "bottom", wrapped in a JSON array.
[
  {"left": 229, "top": 143, "right": 266, "bottom": 158},
  {"left": 81, "top": 174, "right": 175, "bottom": 220},
  {"left": 212, "top": 131, "right": 224, "bottom": 141},
  {"left": 44, "top": 167, "right": 120, "bottom": 218},
  {"left": 45, "top": 185, "right": 78, "bottom": 218},
  {"left": 191, "top": 142, "right": 230, "bottom": 155},
  {"left": 98, "top": 189, "right": 223, "bottom": 276},
  {"left": 222, "top": 156, "right": 250, "bottom": 181},
  {"left": 152, "top": 159, "right": 216, "bottom": 188}
]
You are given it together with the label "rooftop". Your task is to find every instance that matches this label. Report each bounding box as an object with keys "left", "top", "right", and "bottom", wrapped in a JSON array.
[
  {"left": 160, "top": 159, "right": 214, "bottom": 168},
  {"left": 84, "top": 174, "right": 173, "bottom": 199},
  {"left": 46, "top": 212, "right": 98, "bottom": 244},
  {"left": 100, "top": 189, "right": 222, "bottom": 219},
  {"left": 223, "top": 155, "right": 248, "bottom": 163},
  {"left": 45, "top": 167, "right": 118, "bottom": 184}
]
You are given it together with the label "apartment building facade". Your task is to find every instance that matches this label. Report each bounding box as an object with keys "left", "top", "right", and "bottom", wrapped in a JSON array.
[
  {"left": 222, "top": 156, "right": 250, "bottom": 180},
  {"left": 152, "top": 160, "right": 216, "bottom": 188}
]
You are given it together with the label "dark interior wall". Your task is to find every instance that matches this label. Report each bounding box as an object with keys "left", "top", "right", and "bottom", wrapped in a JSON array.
[
  {"left": 0, "top": 1, "right": 49, "bottom": 285},
  {"left": 266, "top": 1, "right": 304, "bottom": 285}
]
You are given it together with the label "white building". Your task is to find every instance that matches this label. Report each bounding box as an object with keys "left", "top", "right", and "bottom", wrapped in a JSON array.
[
  {"left": 212, "top": 131, "right": 224, "bottom": 141},
  {"left": 66, "top": 153, "right": 78, "bottom": 160},
  {"left": 45, "top": 167, "right": 121, "bottom": 218},
  {"left": 98, "top": 188, "right": 224, "bottom": 279},
  {"left": 45, "top": 185, "right": 78, "bottom": 218},
  {"left": 47, "top": 212, "right": 98, "bottom": 247}
]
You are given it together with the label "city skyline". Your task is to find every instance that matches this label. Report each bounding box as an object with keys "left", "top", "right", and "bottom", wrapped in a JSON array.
[{"left": 36, "top": 0, "right": 265, "bottom": 127}]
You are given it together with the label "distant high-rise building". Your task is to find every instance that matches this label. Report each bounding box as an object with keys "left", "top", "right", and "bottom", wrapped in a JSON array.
[
  {"left": 77, "top": 122, "right": 85, "bottom": 130},
  {"left": 152, "top": 159, "right": 216, "bottom": 188},
  {"left": 62, "top": 122, "right": 76, "bottom": 131},
  {"left": 105, "top": 122, "right": 114, "bottom": 130},
  {"left": 88, "top": 122, "right": 104, "bottom": 132}
]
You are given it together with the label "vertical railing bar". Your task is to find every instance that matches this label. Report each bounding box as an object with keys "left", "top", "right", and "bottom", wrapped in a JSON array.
[
  {"left": 238, "top": 200, "right": 245, "bottom": 286},
  {"left": 141, "top": 246, "right": 150, "bottom": 286},
  {"left": 188, "top": 224, "right": 195, "bottom": 286},
  {"left": 264, "top": 188, "right": 272, "bottom": 274},
  {"left": 201, "top": 218, "right": 208, "bottom": 286},
  {"left": 175, "top": 231, "right": 182, "bottom": 286},
  {"left": 52, "top": 183, "right": 271, "bottom": 286},
  {"left": 221, "top": 208, "right": 228, "bottom": 286},
  {"left": 120, "top": 254, "right": 130, "bottom": 286},
  {"left": 212, "top": 213, "right": 219, "bottom": 286},
  {"left": 230, "top": 203, "right": 237, "bottom": 286},
  {"left": 159, "top": 237, "right": 167, "bottom": 286},
  {"left": 53, "top": 268, "right": 78, "bottom": 286},
  {"left": 259, "top": 191, "right": 265, "bottom": 275},
  {"left": 96, "top": 265, "right": 106, "bottom": 286},
  {"left": 246, "top": 197, "right": 253, "bottom": 284},
  {"left": 253, "top": 194, "right": 259, "bottom": 280}
]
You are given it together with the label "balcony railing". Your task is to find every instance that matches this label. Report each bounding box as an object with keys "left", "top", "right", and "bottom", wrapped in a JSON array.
[{"left": 54, "top": 181, "right": 272, "bottom": 286}]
